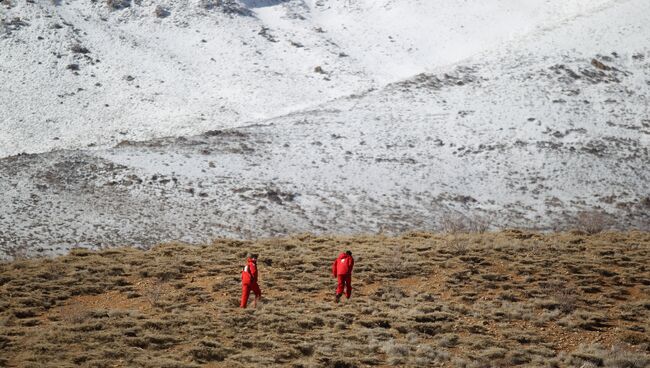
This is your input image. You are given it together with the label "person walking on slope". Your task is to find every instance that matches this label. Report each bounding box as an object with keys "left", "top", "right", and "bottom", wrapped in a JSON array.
[
  {"left": 332, "top": 250, "right": 354, "bottom": 303},
  {"left": 241, "top": 253, "right": 261, "bottom": 308}
]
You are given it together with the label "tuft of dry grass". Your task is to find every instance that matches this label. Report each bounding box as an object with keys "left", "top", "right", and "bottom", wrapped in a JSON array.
[{"left": 0, "top": 232, "right": 649, "bottom": 367}]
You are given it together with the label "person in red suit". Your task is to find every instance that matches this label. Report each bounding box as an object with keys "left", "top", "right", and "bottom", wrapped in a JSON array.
[
  {"left": 332, "top": 250, "right": 354, "bottom": 303},
  {"left": 241, "top": 253, "right": 261, "bottom": 308}
]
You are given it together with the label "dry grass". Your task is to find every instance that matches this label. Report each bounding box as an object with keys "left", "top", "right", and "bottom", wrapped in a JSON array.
[{"left": 1, "top": 231, "right": 649, "bottom": 367}]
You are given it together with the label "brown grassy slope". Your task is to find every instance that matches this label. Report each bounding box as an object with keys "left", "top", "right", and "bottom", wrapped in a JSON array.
[{"left": 0, "top": 231, "right": 649, "bottom": 368}]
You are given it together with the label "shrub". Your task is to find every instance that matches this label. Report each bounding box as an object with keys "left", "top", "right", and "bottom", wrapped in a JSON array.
[
  {"left": 4, "top": 246, "right": 29, "bottom": 261},
  {"left": 554, "top": 289, "right": 578, "bottom": 313},
  {"left": 144, "top": 282, "right": 163, "bottom": 307},
  {"left": 70, "top": 43, "right": 90, "bottom": 54},
  {"left": 199, "top": 0, "right": 251, "bottom": 16},
  {"left": 559, "top": 311, "right": 609, "bottom": 331},
  {"left": 381, "top": 339, "right": 410, "bottom": 359},
  {"left": 440, "top": 213, "right": 492, "bottom": 234},
  {"left": 575, "top": 210, "right": 611, "bottom": 234},
  {"left": 440, "top": 213, "right": 468, "bottom": 233},
  {"left": 566, "top": 344, "right": 650, "bottom": 368},
  {"left": 189, "top": 345, "right": 229, "bottom": 362},
  {"left": 60, "top": 303, "right": 89, "bottom": 324},
  {"left": 437, "top": 333, "right": 459, "bottom": 347},
  {"left": 481, "top": 347, "right": 507, "bottom": 359},
  {"left": 415, "top": 344, "right": 449, "bottom": 364}
]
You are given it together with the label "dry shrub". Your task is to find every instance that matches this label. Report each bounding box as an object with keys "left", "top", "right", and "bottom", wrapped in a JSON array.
[
  {"left": 4, "top": 246, "right": 29, "bottom": 261},
  {"left": 189, "top": 340, "right": 232, "bottom": 363},
  {"left": 559, "top": 311, "right": 609, "bottom": 331},
  {"left": 440, "top": 213, "right": 492, "bottom": 234},
  {"left": 575, "top": 210, "right": 611, "bottom": 234},
  {"left": 381, "top": 340, "right": 410, "bottom": 365},
  {"left": 60, "top": 303, "right": 89, "bottom": 323},
  {"left": 492, "top": 301, "right": 534, "bottom": 321},
  {"left": 440, "top": 214, "right": 466, "bottom": 233},
  {"left": 537, "top": 281, "right": 579, "bottom": 314},
  {"left": 565, "top": 344, "right": 649, "bottom": 368},
  {"left": 554, "top": 288, "right": 578, "bottom": 313},
  {"left": 199, "top": 0, "right": 251, "bottom": 16},
  {"left": 415, "top": 344, "right": 449, "bottom": 364},
  {"left": 508, "top": 350, "right": 532, "bottom": 365},
  {"left": 620, "top": 331, "right": 649, "bottom": 346},
  {"left": 437, "top": 333, "right": 459, "bottom": 347},
  {"left": 448, "top": 236, "right": 468, "bottom": 255},
  {"left": 481, "top": 347, "right": 508, "bottom": 359},
  {"left": 70, "top": 43, "right": 90, "bottom": 54},
  {"left": 469, "top": 214, "right": 492, "bottom": 233},
  {"left": 144, "top": 281, "right": 163, "bottom": 307}
]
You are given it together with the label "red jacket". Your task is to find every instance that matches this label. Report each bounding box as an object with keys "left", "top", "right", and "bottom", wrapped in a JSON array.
[
  {"left": 242, "top": 258, "right": 258, "bottom": 285},
  {"left": 332, "top": 253, "right": 354, "bottom": 276}
]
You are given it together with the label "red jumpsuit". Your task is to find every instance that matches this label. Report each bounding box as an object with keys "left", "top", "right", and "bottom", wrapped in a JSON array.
[
  {"left": 241, "top": 258, "right": 261, "bottom": 308},
  {"left": 332, "top": 253, "right": 354, "bottom": 299}
]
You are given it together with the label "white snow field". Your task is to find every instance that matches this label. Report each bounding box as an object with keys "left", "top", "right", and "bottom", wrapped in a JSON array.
[
  {"left": 1, "top": 0, "right": 649, "bottom": 258},
  {"left": 0, "top": 0, "right": 621, "bottom": 157}
]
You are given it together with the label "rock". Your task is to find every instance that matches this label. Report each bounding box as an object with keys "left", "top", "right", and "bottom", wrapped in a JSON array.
[
  {"left": 591, "top": 58, "right": 611, "bottom": 71},
  {"left": 154, "top": 5, "right": 170, "bottom": 18}
]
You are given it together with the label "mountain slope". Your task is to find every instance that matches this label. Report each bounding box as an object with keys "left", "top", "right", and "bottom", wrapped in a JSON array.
[
  {"left": 1, "top": 232, "right": 649, "bottom": 367},
  {"left": 1, "top": 0, "right": 649, "bottom": 259},
  {"left": 0, "top": 0, "right": 620, "bottom": 157}
]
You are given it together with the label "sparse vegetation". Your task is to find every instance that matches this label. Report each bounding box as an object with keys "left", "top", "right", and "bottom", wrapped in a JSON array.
[
  {"left": 199, "top": 0, "right": 252, "bottom": 16},
  {"left": 2, "top": 16, "right": 29, "bottom": 34},
  {"left": 70, "top": 43, "right": 90, "bottom": 54},
  {"left": 0, "top": 231, "right": 648, "bottom": 367},
  {"left": 575, "top": 210, "right": 611, "bottom": 234},
  {"left": 440, "top": 212, "right": 492, "bottom": 234}
]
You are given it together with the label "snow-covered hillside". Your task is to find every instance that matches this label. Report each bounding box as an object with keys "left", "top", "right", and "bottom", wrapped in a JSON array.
[
  {"left": 0, "top": 0, "right": 621, "bottom": 157},
  {"left": 1, "top": 0, "right": 649, "bottom": 258}
]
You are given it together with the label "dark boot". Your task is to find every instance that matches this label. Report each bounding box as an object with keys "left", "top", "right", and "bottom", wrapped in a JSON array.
[{"left": 335, "top": 294, "right": 341, "bottom": 303}]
